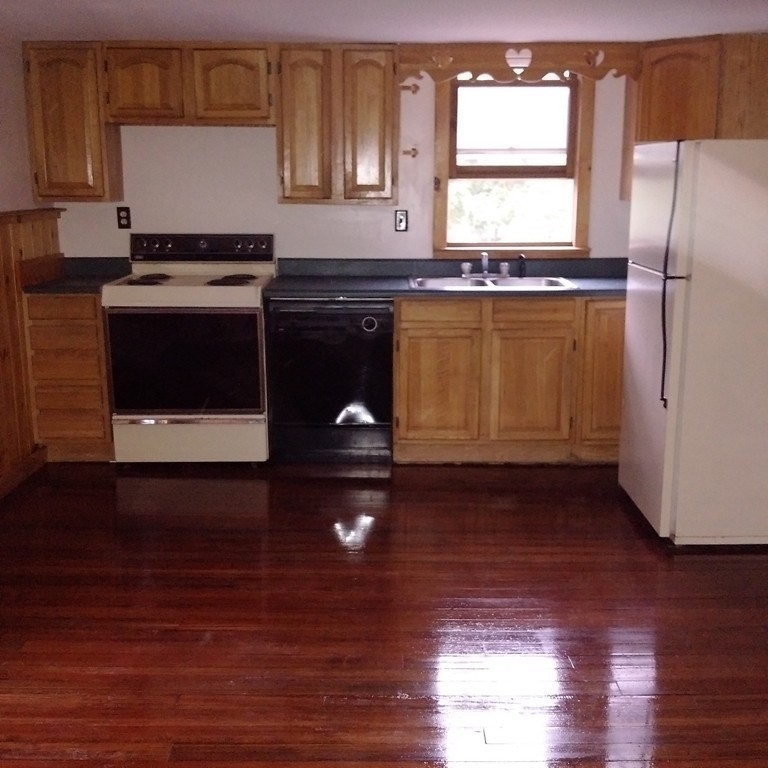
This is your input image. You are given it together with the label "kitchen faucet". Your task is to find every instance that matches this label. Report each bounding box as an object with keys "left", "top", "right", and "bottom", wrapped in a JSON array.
[
  {"left": 481, "top": 251, "right": 489, "bottom": 275},
  {"left": 518, "top": 253, "right": 527, "bottom": 278}
]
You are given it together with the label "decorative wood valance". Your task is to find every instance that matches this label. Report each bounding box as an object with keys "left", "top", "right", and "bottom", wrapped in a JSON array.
[{"left": 398, "top": 42, "right": 642, "bottom": 83}]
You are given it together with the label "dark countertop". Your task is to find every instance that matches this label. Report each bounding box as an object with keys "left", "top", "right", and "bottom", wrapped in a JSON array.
[
  {"left": 23, "top": 256, "right": 627, "bottom": 299},
  {"left": 265, "top": 257, "right": 627, "bottom": 299},
  {"left": 24, "top": 257, "right": 130, "bottom": 295}
]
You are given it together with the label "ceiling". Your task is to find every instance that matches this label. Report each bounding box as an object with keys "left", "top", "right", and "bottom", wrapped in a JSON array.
[{"left": 2, "top": 0, "right": 768, "bottom": 45}]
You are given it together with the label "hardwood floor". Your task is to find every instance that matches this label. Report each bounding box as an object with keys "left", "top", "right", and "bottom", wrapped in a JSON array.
[{"left": 1, "top": 461, "right": 768, "bottom": 766}]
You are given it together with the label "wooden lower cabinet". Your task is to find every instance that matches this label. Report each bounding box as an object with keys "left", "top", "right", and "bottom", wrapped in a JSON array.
[
  {"left": 24, "top": 293, "right": 113, "bottom": 461},
  {"left": 395, "top": 299, "right": 483, "bottom": 442},
  {"left": 394, "top": 296, "right": 625, "bottom": 464},
  {"left": 572, "top": 298, "right": 626, "bottom": 461}
]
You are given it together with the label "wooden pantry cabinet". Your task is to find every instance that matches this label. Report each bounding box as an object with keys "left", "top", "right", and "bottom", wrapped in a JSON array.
[
  {"left": 24, "top": 294, "right": 113, "bottom": 462},
  {"left": 104, "top": 43, "right": 277, "bottom": 124},
  {"left": 394, "top": 296, "right": 625, "bottom": 464},
  {"left": 278, "top": 45, "right": 397, "bottom": 202},
  {"left": 23, "top": 42, "right": 123, "bottom": 201},
  {"left": 0, "top": 209, "right": 62, "bottom": 498},
  {"left": 636, "top": 34, "right": 768, "bottom": 141}
]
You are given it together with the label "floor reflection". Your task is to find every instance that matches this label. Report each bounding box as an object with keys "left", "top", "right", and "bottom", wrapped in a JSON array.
[
  {"left": 333, "top": 513, "right": 375, "bottom": 551},
  {"left": 437, "top": 646, "right": 560, "bottom": 765},
  {"left": 607, "top": 627, "right": 657, "bottom": 762},
  {"left": 115, "top": 475, "right": 270, "bottom": 530}
]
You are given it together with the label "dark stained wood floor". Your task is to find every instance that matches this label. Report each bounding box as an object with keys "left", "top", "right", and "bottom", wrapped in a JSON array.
[{"left": 1, "top": 461, "right": 768, "bottom": 767}]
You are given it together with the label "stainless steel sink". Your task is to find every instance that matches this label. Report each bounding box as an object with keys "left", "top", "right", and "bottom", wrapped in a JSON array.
[{"left": 409, "top": 275, "right": 578, "bottom": 291}]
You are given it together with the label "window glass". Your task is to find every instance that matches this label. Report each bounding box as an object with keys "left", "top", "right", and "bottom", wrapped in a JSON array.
[
  {"left": 455, "top": 84, "right": 571, "bottom": 171},
  {"left": 447, "top": 178, "right": 574, "bottom": 245}
]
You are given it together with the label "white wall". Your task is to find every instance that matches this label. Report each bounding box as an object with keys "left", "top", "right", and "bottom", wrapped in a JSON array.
[
  {"left": 590, "top": 75, "right": 631, "bottom": 258},
  {"left": 57, "top": 74, "right": 629, "bottom": 261},
  {"left": 0, "top": 43, "right": 36, "bottom": 211}
]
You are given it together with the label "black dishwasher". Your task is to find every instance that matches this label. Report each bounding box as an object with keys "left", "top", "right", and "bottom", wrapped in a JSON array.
[{"left": 266, "top": 298, "right": 393, "bottom": 462}]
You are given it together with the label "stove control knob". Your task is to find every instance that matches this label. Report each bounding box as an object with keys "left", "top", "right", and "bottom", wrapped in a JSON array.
[
  {"left": 256, "top": 238, "right": 268, "bottom": 250},
  {"left": 234, "top": 239, "right": 243, "bottom": 250},
  {"left": 135, "top": 237, "right": 148, "bottom": 250},
  {"left": 244, "top": 239, "right": 255, "bottom": 250},
  {"left": 163, "top": 238, "right": 173, "bottom": 251},
  {"left": 150, "top": 238, "right": 160, "bottom": 250},
  {"left": 198, "top": 239, "right": 209, "bottom": 250}
]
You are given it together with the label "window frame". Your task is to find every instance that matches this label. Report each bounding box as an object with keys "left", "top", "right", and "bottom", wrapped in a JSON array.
[
  {"left": 450, "top": 77, "right": 580, "bottom": 180},
  {"left": 433, "top": 74, "right": 595, "bottom": 258}
]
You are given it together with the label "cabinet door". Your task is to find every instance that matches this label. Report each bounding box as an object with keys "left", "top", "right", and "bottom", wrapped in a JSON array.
[
  {"left": 279, "top": 48, "right": 333, "bottom": 200},
  {"left": 25, "top": 294, "right": 113, "bottom": 461},
  {"left": 577, "top": 300, "right": 625, "bottom": 445},
  {"left": 105, "top": 46, "right": 184, "bottom": 121},
  {"left": 718, "top": 34, "right": 768, "bottom": 139},
  {"left": 489, "top": 327, "right": 573, "bottom": 441},
  {"left": 342, "top": 48, "right": 395, "bottom": 200},
  {"left": 636, "top": 39, "right": 721, "bottom": 141},
  {"left": 395, "top": 327, "right": 482, "bottom": 441},
  {"left": 191, "top": 47, "right": 273, "bottom": 122},
  {"left": 24, "top": 44, "right": 117, "bottom": 200}
]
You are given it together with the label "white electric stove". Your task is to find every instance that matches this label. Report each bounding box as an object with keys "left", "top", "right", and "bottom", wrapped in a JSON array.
[{"left": 101, "top": 233, "right": 275, "bottom": 463}]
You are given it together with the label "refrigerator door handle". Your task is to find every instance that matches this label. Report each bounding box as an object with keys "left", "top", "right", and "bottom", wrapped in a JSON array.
[
  {"left": 629, "top": 260, "right": 688, "bottom": 409},
  {"left": 628, "top": 260, "right": 687, "bottom": 280}
]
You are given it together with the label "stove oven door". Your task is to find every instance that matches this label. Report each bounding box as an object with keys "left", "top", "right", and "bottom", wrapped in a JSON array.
[{"left": 105, "top": 307, "right": 268, "bottom": 462}]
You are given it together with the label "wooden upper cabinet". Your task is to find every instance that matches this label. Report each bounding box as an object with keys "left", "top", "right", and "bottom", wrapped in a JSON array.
[
  {"left": 278, "top": 44, "right": 397, "bottom": 203},
  {"left": 104, "top": 43, "right": 275, "bottom": 125},
  {"left": 636, "top": 38, "right": 721, "bottom": 141},
  {"left": 635, "top": 34, "right": 768, "bottom": 141},
  {"left": 279, "top": 48, "right": 333, "bottom": 200},
  {"left": 191, "top": 47, "right": 273, "bottom": 121},
  {"left": 343, "top": 49, "right": 395, "bottom": 200},
  {"left": 105, "top": 46, "right": 185, "bottom": 121},
  {"left": 717, "top": 34, "right": 768, "bottom": 139},
  {"left": 23, "top": 43, "right": 123, "bottom": 201}
]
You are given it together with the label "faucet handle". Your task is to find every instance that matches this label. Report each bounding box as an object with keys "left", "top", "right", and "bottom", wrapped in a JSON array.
[
  {"left": 499, "top": 262, "right": 510, "bottom": 277},
  {"left": 460, "top": 261, "right": 473, "bottom": 277}
]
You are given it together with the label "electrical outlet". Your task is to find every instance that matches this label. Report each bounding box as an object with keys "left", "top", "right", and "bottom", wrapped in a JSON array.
[
  {"left": 116, "top": 206, "right": 131, "bottom": 229},
  {"left": 395, "top": 210, "right": 408, "bottom": 232}
]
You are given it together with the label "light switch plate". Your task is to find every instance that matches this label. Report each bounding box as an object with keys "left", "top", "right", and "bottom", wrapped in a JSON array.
[{"left": 395, "top": 210, "right": 408, "bottom": 232}]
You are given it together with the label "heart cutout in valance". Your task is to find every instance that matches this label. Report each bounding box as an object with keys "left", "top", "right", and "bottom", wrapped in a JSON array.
[{"left": 505, "top": 47, "right": 533, "bottom": 73}]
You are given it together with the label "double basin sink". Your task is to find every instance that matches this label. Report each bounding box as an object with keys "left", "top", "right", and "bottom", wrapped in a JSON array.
[{"left": 409, "top": 275, "right": 577, "bottom": 292}]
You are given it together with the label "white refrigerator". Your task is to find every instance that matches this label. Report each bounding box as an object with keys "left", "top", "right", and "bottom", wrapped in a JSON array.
[{"left": 619, "top": 140, "right": 768, "bottom": 545}]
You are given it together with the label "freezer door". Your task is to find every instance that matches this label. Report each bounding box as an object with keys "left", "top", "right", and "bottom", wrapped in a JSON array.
[
  {"left": 618, "top": 263, "right": 679, "bottom": 536},
  {"left": 629, "top": 142, "right": 680, "bottom": 274}
]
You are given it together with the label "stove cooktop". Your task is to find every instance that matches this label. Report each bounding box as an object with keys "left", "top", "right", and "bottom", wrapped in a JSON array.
[
  {"left": 101, "top": 233, "right": 276, "bottom": 308},
  {"left": 101, "top": 272, "right": 272, "bottom": 309}
]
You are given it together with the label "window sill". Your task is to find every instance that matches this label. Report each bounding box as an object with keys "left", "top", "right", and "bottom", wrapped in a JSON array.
[{"left": 434, "top": 246, "right": 591, "bottom": 260}]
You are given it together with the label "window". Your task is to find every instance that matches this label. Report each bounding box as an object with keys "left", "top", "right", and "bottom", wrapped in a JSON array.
[{"left": 434, "top": 73, "right": 594, "bottom": 256}]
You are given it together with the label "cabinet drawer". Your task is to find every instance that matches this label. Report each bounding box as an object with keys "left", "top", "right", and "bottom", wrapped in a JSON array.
[
  {"left": 30, "top": 350, "right": 102, "bottom": 381},
  {"left": 36, "top": 410, "right": 108, "bottom": 440},
  {"left": 34, "top": 385, "right": 106, "bottom": 411},
  {"left": 398, "top": 298, "right": 483, "bottom": 325},
  {"left": 26, "top": 295, "right": 99, "bottom": 320},
  {"left": 491, "top": 298, "right": 576, "bottom": 326},
  {"left": 28, "top": 324, "right": 100, "bottom": 351}
]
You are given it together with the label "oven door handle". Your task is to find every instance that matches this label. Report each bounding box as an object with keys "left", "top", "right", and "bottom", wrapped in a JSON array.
[{"left": 112, "top": 416, "right": 266, "bottom": 425}]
